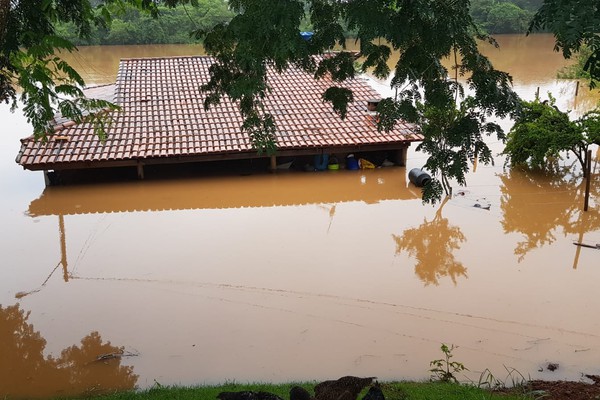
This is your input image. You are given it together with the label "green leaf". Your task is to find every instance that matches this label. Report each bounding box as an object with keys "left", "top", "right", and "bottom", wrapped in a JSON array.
[{"left": 321, "top": 86, "right": 353, "bottom": 119}]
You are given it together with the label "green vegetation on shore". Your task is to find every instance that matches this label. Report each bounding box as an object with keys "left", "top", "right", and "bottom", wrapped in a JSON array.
[
  {"left": 54, "top": 0, "right": 545, "bottom": 46},
  {"left": 59, "top": 381, "right": 532, "bottom": 400},
  {"left": 471, "top": 0, "right": 543, "bottom": 34},
  {"left": 55, "top": 0, "right": 234, "bottom": 45},
  {"left": 557, "top": 46, "right": 599, "bottom": 88}
]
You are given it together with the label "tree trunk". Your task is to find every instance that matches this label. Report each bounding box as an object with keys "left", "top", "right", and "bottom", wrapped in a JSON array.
[{"left": 571, "top": 145, "right": 587, "bottom": 175}]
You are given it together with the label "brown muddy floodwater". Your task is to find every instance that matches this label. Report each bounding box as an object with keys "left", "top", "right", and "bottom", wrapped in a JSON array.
[{"left": 1, "top": 34, "right": 600, "bottom": 398}]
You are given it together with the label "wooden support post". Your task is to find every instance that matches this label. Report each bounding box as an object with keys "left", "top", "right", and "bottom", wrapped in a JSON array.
[
  {"left": 398, "top": 146, "right": 409, "bottom": 167},
  {"left": 270, "top": 155, "right": 277, "bottom": 172},
  {"left": 584, "top": 149, "right": 589, "bottom": 179},
  {"left": 58, "top": 214, "right": 69, "bottom": 282},
  {"left": 44, "top": 170, "right": 51, "bottom": 187},
  {"left": 137, "top": 163, "right": 144, "bottom": 180},
  {"left": 584, "top": 149, "right": 592, "bottom": 212},
  {"left": 43, "top": 170, "right": 60, "bottom": 186},
  {"left": 573, "top": 230, "right": 584, "bottom": 269}
]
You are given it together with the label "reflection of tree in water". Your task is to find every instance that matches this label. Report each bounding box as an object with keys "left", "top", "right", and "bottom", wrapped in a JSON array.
[
  {"left": 393, "top": 199, "right": 468, "bottom": 286},
  {"left": 0, "top": 303, "right": 137, "bottom": 398},
  {"left": 500, "top": 165, "right": 600, "bottom": 261}
]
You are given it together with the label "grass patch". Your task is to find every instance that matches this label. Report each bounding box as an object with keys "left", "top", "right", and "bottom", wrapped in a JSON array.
[{"left": 51, "top": 381, "right": 533, "bottom": 400}]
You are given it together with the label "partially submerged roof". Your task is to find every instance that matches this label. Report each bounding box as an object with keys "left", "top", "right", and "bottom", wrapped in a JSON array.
[
  {"left": 17, "top": 56, "right": 421, "bottom": 171},
  {"left": 49, "top": 84, "right": 116, "bottom": 129}
]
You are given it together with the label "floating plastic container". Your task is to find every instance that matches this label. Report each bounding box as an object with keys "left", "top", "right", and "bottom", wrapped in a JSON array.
[
  {"left": 346, "top": 155, "right": 359, "bottom": 170},
  {"left": 314, "top": 154, "right": 329, "bottom": 171},
  {"left": 328, "top": 155, "right": 339, "bottom": 170},
  {"left": 408, "top": 168, "right": 431, "bottom": 187},
  {"left": 300, "top": 32, "right": 314, "bottom": 41}
]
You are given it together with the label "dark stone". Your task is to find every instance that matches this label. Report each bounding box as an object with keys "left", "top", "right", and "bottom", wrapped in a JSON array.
[
  {"left": 361, "top": 385, "right": 385, "bottom": 400},
  {"left": 315, "top": 376, "right": 376, "bottom": 400},
  {"left": 290, "top": 386, "right": 312, "bottom": 400},
  {"left": 217, "top": 391, "right": 284, "bottom": 400}
]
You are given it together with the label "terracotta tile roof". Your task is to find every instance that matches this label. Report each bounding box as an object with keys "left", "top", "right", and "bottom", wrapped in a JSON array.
[
  {"left": 47, "top": 84, "right": 116, "bottom": 130},
  {"left": 16, "top": 56, "right": 421, "bottom": 170}
]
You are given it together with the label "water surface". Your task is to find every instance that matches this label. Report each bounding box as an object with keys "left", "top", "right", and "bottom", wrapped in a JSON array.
[{"left": 1, "top": 34, "right": 600, "bottom": 398}]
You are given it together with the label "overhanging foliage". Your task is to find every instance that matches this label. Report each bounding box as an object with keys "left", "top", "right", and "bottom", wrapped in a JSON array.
[
  {"left": 503, "top": 95, "right": 599, "bottom": 171},
  {"left": 195, "top": 0, "right": 520, "bottom": 203},
  {"left": 529, "top": 0, "right": 600, "bottom": 87}
]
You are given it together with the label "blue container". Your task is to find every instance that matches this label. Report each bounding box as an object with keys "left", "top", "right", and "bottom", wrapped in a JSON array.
[
  {"left": 346, "top": 156, "right": 359, "bottom": 170},
  {"left": 300, "top": 32, "right": 314, "bottom": 41},
  {"left": 314, "top": 154, "right": 329, "bottom": 171}
]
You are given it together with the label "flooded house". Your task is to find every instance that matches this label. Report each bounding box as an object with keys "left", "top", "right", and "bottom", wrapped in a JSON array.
[{"left": 15, "top": 56, "right": 423, "bottom": 184}]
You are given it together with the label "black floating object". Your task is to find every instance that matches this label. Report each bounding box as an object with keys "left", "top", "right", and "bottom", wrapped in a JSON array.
[
  {"left": 217, "top": 392, "right": 284, "bottom": 400},
  {"left": 547, "top": 363, "right": 559, "bottom": 372},
  {"left": 315, "top": 376, "right": 376, "bottom": 400},
  {"left": 361, "top": 385, "right": 385, "bottom": 400},
  {"left": 290, "top": 386, "right": 312, "bottom": 400},
  {"left": 408, "top": 168, "right": 431, "bottom": 187}
]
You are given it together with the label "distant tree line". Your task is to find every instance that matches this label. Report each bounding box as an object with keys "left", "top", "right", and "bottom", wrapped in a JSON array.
[
  {"left": 471, "top": 0, "right": 544, "bottom": 34},
  {"left": 55, "top": 0, "right": 545, "bottom": 46},
  {"left": 55, "top": 0, "right": 234, "bottom": 45}
]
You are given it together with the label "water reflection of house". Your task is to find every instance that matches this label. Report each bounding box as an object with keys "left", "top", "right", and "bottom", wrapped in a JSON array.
[
  {"left": 28, "top": 169, "right": 419, "bottom": 216},
  {"left": 15, "top": 56, "right": 422, "bottom": 183},
  {"left": 26, "top": 170, "right": 421, "bottom": 283}
]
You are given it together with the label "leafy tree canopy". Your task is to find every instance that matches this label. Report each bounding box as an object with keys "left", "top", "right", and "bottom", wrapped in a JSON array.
[
  {"left": 529, "top": 0, "right": 600, "bottom": 87},
  {"left": 0, "top": 0, "right": 189, "bottom": 140},
  {"left": 503, "top": 95, "right": 598, "bottom": 170},
  {"left": 471, "top": 0, "right": 533, "bottom": 34},
  {"left": 197, "top": 0, "right": 520, "bottom": 203},
  {"left": 55, "top": 0, "right": 234, "bottom": 45},
  {"left": 578, "top": 109, "right": 600, "bottom": 146},
  {"left": 486, "top": 2, "right": 531, "bottom": 33},
  {"left": 3, "top": 0, "right": 521, "bottom": 204}
]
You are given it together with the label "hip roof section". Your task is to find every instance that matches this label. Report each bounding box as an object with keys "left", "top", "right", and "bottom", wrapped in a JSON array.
[{"left": 16, "top": 56, "right": 422, "bottom": 170}]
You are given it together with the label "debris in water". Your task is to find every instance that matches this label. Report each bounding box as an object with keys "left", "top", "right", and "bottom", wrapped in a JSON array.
[
  {"left": 573, "top": 242, "right": 600, "bottom": 250},
  {"left": 453, "top": 190, "right": 491, "bottom": 210},
  {"left": 547, "top": 363, "right": 559, "bottom": 371},
  {"left": 473, "top": 199, "right": 491, "bottom": 210},
  {"left": 14, "top": 261, "right": 62, "bottom": 299},
  {"left": 94, "top": 349, "right": 139, "bottom": 362}
]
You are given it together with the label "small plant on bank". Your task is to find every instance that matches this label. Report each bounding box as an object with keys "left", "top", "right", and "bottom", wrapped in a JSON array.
[
  {"left": 478, "top": 368, "right": 503, "bottom": 390},
  {"left": 477, "top": 366, "right": 529, "bottom": 391},
  {"left": 429, "top": 343, "right": 468, "bottom": 383}
]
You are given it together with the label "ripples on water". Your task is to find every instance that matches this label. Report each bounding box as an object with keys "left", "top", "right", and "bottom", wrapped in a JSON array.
[{"left": 1, "top": 34, "right": 600, "bottom": 398}]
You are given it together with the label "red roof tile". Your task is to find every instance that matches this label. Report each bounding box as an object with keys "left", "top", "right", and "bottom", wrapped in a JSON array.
[{"left": 16, "top": 56, "right": 421, "bottom": 170}]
